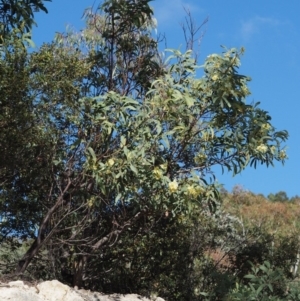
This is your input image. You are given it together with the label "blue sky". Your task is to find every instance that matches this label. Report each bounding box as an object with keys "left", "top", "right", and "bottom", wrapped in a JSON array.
[{"left": 32, "top": 0, "right": 300, "bottom": 198}]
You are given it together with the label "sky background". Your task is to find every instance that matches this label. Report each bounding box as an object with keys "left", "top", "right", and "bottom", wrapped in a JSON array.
[{"left": 32, "top": 0, "right": 300, "bottom": 198}]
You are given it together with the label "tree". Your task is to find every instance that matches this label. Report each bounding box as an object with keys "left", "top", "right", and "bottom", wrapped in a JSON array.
[
  {"left": 13, "top": 0, "right": 166, "bottom": 284},
  {"left": 0, "top": 0, "right": 288, "bottom": 291},
  {"left": 58, "top": 0, "right": 164, "bottom": 98},
  {"left": 0, "top": 31, "right": 54, "bottom": 243},
  {"left": 268, "top": 191, "right": 289, "bottom": 202},
  {"left": 0, "top": 0, "right": 51, "bottom": 43}
]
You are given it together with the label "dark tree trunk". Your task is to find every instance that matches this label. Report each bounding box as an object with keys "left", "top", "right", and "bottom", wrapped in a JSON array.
[
  {"left": 73, "top": 255, "right": 87, "bottom": 288},
  {"left": 16, "top": 238, "right": 40, "bottom": 274},
  {"left": 15, "top": 181, "right": 72, "bottom": 274}
]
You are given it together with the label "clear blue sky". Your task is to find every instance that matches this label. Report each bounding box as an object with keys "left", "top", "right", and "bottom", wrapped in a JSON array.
[{"left": 32, "top": 0, "right": 300, "bottom": 198}]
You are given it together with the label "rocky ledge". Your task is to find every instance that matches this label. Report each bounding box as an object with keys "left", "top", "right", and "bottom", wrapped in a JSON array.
[{"left": 0, "top": 280, "right": 165, "bottom": 301}]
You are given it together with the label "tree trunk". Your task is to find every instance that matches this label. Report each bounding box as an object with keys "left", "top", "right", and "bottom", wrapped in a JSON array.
[
  {"left": 71, "top": 211, "right": 143, "bottom": 287},
  {"left": 16, "top": 238, "right": 40, "bottom": 274},
  {"left": 15, "top": 181, "right": 72, "bottom": 274},
  {"left": 73, "top": 255, "right": 87, "bottom": 288}
]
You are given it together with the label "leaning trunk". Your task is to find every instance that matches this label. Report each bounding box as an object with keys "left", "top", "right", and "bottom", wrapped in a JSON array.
[
  {"left": 16, "top": 239, "right": 41, "bottom": 274},
  {"left": 15, "top": 182, "right": 72, "bottom": 274}
]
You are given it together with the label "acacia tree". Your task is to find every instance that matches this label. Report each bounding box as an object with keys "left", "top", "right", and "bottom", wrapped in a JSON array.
[
  {"left": 1, "top": 0, "right": 288, "bottom": 290},
  {"left": 13, "top": 0, "right": 165, "bottom": 282}
]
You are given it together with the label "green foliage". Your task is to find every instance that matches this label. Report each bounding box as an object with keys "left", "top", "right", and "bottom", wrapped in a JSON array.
[
  {"left": 0, "top": 35, "right": 53, "bottom": 240},
  {"left": 0, "top": 0, "right": 51, "bottom": 43},
  {"left": 0, "top": 1, "right": 291, "bottom": 299},
  {"left": 226, "top": 261, "right": 297, "bottom": 301},
  {"left": 69, "top": 200, "right": 244, "bottom": 300},
  {"left": 268, "top": 191, "right": 289, "bottom": 202}
]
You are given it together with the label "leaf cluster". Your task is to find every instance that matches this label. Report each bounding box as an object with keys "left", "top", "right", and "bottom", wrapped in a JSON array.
[{"left": 0, "top": 0, "right": 51, "bottom": 44}]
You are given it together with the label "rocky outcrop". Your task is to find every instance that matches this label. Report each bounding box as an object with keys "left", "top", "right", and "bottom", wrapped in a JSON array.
[{"left": 0, "top": 280, "right": 165, "bottom": 301}]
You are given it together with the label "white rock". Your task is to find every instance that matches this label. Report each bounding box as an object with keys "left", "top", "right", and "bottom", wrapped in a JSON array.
[
  {"left": 9, "top": 280, "right": 25, "bottom": 287},
  {"left": 38, "top": 280, "right": 84, "bottom": 301},
  {"left": 0, "top": 279, "right": 166, "bottom": 301},
  {"left": 0, "top": 286, "right": 43, "bottom": 301}
]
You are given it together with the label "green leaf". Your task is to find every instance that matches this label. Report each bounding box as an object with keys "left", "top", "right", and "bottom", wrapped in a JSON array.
[
  {"left": 87, "top": 147, "right": 97, "bottom": 162},
  {"left": 121, "top": 136, "right": 127, "bottom": 147},
  {"left": 130, "top": 164, "right": 138, "bottom": 174},
  {"left": 185, "top": 95, "right": 195, "bottom": 108},
  {"left": 256, "top": 284, "right": 265, "bottom": 295}
]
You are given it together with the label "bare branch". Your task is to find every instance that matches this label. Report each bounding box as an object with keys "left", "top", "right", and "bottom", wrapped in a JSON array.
[{"left": 180, "top": 6, "right": 208, "bottom": 62}]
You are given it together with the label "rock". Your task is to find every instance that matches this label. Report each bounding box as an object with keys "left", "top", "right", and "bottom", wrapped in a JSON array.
[
  {"left": 38, "top": 280, "right": 83, "bottom": 301},
  {"left": 0, "top": 282, "right": 41, "bottom": 301},
  {"left": 8, "top": 280, "right": 25, "bottom": 287},
  {"left": 0, "top": 280, "right": 166, "bottom": 301}
]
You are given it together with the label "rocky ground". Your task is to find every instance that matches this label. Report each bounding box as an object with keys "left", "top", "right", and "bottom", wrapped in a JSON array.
[{"left": 0, "top": 280, "right": 165, "bottom": 301}]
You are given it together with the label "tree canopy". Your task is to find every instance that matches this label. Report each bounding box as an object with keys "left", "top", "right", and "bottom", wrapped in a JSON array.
[{"left": 0, "top": 0, "right": 51, "bottom": 44}]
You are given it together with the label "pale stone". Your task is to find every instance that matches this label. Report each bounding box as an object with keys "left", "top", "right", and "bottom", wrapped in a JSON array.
[
  {"left": 0, "top": 279, "right": 166, "bottom": 301},
  {"left": 8, "top": 280, "right": 25, "bottom": 287},
  {"left": 0, "top": 287, "right": 43, "bottom": 301},
  {"left": 38, "top": 280, "right": 84, "bottom": 301}
]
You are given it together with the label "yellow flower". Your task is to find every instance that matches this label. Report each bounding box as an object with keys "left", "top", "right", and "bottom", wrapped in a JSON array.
[
  {"left": 87, "top": 196, "right": 96, "bottom": 208},
  {"left": 107, "top": 158, "right": 115, "bottom": 167},
  {"left": 279, "top": 150, "right": 287, "bottom": 159},
  {"left": 168, "top": 180, "right": 178, "bottom": 193},
  {"left": 270, "top": 145, "right": 276, "bottom": 154},
  {"left": 194, "top": 152, "right": 207, "bottom": 164},
  {"left": 261, "top": 123, "right": 271, "bottom": 131},
  {"left": 211, "top": 74, "right": 219, "bottom": 81},
  {"left": 153, "top": 167, "right": 163, "bottom": 180},
  {"left": 187, "top": 185, "right": 197, "bottom": 196},
  {"left": 196, "top": 186, "right": 205, "bottom": 195},
  {"left": 241, "top": 85, "right": 250, "bottom": 96},
  {"left": 187, "top": 185, "right": 198, "bottom": 197},
  {"left": 187, "top": 185, "right": 205, "bottom": 197},
  {"left": 256, "top": 144, "right": 268, "bottom": 153}
]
